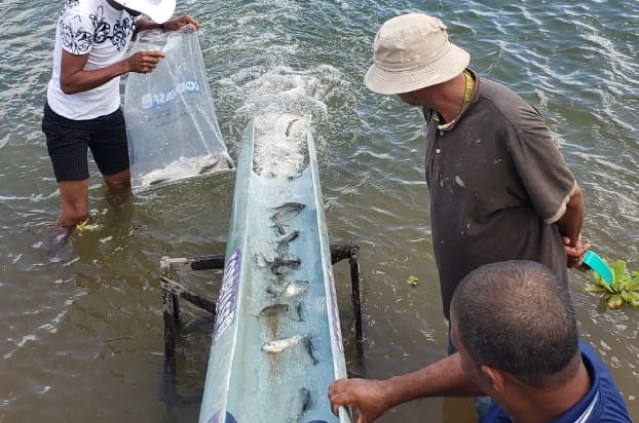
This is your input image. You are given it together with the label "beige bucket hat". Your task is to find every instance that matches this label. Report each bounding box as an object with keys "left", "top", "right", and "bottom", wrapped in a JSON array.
[
  {"left": 365, "top": 13, "right": 470, "bottom": 95},
  {"left": 117, "top": 0, "right": 176, "bottom": 23}
]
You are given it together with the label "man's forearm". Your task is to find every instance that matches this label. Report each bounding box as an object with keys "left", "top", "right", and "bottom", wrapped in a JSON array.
[
  {"left": 556, "top": 185, "right": 584, "bottom": 246},
  {"left": 383, "top": 353, "right": 484, "bottom": 407}
]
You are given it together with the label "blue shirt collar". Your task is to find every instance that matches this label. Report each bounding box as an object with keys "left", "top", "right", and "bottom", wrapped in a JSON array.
[{"left": 481, "top": 340, "right": 600, "bottom": 423}]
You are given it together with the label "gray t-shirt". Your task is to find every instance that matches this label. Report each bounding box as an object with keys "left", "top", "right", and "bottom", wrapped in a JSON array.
[{"left": 424, "top": 71, "right": 575, "bottom": 319}]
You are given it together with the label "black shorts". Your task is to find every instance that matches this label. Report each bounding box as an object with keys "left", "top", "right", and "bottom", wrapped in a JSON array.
[{"left": 42, "top": 102, "right": 130, "bottom": 182}]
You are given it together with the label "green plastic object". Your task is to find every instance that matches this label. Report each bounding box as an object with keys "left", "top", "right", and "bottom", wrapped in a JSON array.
[{"left": 583, "top": 250, "right": 613, "bottom": 285}]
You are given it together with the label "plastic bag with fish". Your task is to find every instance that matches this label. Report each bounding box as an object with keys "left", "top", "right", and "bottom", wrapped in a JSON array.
[{"left": 123, "top": 25, "right": 234, "bottom": 190}]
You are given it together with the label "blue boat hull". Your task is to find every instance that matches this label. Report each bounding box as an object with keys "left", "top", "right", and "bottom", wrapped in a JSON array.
[{"left": 199, "top": 119, "right": 351, "bottom": 423}]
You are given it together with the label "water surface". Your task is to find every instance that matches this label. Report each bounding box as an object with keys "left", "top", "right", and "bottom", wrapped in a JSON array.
[{"left": 0, "top": 0, "right": 637, "bottom": 422}]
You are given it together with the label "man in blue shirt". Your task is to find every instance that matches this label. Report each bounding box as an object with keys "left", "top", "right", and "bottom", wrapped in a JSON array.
[{"left": 329, "top": 260, "right": 632, "bottom": 423}]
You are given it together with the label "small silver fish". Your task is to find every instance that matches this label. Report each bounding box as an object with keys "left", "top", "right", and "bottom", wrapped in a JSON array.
[
  {"left": 139, "top": 154, "right": 219, "bottom": 186},
  {"left": 285, "top": 118, "right": 300, "bottom": 137},
  {"left": 273, "top": 223, "right": 288, "bottom": 235},
  {"left": 270, "top": 258, "right": 301, "bottom": 276},
  {"left": 267, "top": 280, "right": 310, "bottom": 299},
  {"left": 148, "top": 177, "right": 169, "bottom": 186},
  {"left": 198, "top": 158, "right": 220, "bottom": 175},
  {"left": 260, "top": 253, "right": 300, "bottom": 265},
  {"left": 274, "top": 231, "right": 298, "bottom": 256},
  {"left": 275, "top": 229, "right": 300, "bottom": 244},
  {"left": 256, "top": 252, "right": 300, "bottom": 268},
  {"left": 271, "top": 202, "right": 306, "bottom": 223},
  {"left": 262, "top": 335, "right": 304, "bottom": 353},
  {"left": 258, "top": 301, "right": 303, "bottom": 321},
  {"left": 259, "top": 303, "right": 290, "bottom": 316}
]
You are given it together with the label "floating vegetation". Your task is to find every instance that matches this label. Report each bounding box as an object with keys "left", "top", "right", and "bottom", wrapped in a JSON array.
[
  {"left": 76, "top": 219, "right": 102, "bottom": 232},
  {"left": 406, "top": 275, "right": 419, "bottom": 287},
  {"left": 586, "top": 259, "right": 639, "bottom": 309}
]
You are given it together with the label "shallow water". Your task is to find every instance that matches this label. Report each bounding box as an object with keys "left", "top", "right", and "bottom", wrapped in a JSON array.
[{"left": 0, "top": 0, "right": 637, "bottom": 422}]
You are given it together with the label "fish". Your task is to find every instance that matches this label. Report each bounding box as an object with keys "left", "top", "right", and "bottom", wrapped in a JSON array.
[
  {"left": 139, "top": 154, "right": 221, "bottom": 186},
  {"left": 274, "top": 229, "right": 299, "bottom": 256},
  {"left": 275, "top": 229, "right": 300, "bottom": 256},
  {"left": 259, "top": 301, "right": 303, "bottom": 321},
  {"left": 266, "top": 280, "right": 310, "bottom": 299},
  {"left": 263, "top": 334, "right": 317, "bottom": 367},
  {"left": 259, "top": 303, "right": 289, "bottom": 316},
  {"left": 273, "top": 223, "right": 288, "bottom": 235},
  {"left": 302, "top": 336, "right": 319, "bottom": 365},
  {"left": 261, "top": 253, "right": 300, "bottom": 265},
  {"left": 285, "top": 119, "right": 300, "bottom": 137},
  {"left": 288, "top": 387, "right": 311, "bottom": 423},
  {"left": 269, "top": 257, "right": 301, "bottom": 276},
  {"left": 262, "top": 334, "right": 304, "bottom": 353},
  {"left": 271, "top": 202, "right": 306, "bottom": 223},
  {"left": 198, "top": 158, "right": 220, "bottom": 175},
  {"left": 275, "top": 229, "right": 300, "bottom": 244},
  {"left": 256, "top": 252, "right": 300, "bottom": 268},
  {"left": 148, "top": 177, "right": 169, "bottom": 186}
]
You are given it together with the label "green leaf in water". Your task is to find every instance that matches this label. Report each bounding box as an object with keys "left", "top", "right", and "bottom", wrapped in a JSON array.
[
  {"left": 585, "top": 284, "right": 607, "bottom": 293},
  {"left": 625, "top": 271, "right": 639, "bottom": 291},
  {"left": 586, "top": 257, "right": 638, "bottom": 309},
  {"left": 607, "top": 295, "right": 624, "bottom": 309},
  {"left": 621, "top": 291, "right": 639, "bottom": 306},
  {"left": 613, "top": 260, "right": 626, "bottom": 284},
  {"left": 406, "top": 275, "right": 419, "bottom": 287}
]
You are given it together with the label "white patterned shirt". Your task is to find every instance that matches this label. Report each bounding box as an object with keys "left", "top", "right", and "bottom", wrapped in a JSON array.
[{"left": 47, "top": 0, "right": 137, "bottom": 120}]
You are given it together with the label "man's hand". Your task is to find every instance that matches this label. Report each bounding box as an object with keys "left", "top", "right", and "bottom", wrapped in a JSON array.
[
  {"left": 125, "top": 50, "right": 165, "bottom": 74},
  {"left": 328, "top": 378, "right": 392, "bottom": 423},
  {"left": 556, "top": 184, "right": 586, "bottom": 268},
  {"left": 563, "top": 233, "right": 590, "bottom": 267},
  {"left": 162, "top": 15, "right": 200, "bottom": 31}
]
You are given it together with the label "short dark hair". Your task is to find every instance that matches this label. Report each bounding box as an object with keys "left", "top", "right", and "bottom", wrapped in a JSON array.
[{"left": 451, "top": 260, "right": 580, "bottom": 388}]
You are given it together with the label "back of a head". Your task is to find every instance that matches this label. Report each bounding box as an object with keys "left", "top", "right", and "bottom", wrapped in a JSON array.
[{"left": 451, "top": 260, "right": 579, "bottom": 388}]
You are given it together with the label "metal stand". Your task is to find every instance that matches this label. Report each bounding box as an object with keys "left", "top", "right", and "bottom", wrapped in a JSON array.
[
  {"left": 159, "top": 244, "right": 362, "bottom": 377},
  {"left": 330, "top": 244, "right": 363, "bottom": 355}
]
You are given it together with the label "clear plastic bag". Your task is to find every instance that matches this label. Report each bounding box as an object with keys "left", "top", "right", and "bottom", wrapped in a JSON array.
[{"left": 123, "top": 26, "right": 234, "bottom": 190}]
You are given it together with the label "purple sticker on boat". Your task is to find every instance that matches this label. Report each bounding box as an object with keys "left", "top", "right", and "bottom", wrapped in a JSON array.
[{"left": 212, "top": 248, "right": 242, "bottom": 345}]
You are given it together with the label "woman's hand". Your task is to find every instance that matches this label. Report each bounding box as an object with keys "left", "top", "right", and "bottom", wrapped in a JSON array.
[
  {"left": 162, "top": 15, "right": 200, "bottom": 31},
  {"left": 125, "top": 50, "right": 165, "bottom": 74}
]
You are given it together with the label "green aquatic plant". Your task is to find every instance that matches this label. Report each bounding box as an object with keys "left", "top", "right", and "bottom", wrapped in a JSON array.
[
  {"left": 406, "top": 275, "right": 419, "bottom": 287},
  {"left": 76, "top": 219, "right": 102, "bottom": 232},
  {"left": 585, "top": 259, "right": 639, "bottom": 309}
]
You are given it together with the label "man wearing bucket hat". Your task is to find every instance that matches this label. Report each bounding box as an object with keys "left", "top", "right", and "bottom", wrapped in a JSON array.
[
  {"left": 329, "top": 261, "right": 632, "bottom": 423},
  {"left": 359, "top": 12, "right": 589, "bottom": 420},
  {"left": 41, "top": 0, "right": 198, "bottom": 232},
  {"left": 364, "top": 13, "right": 589, "bottom": 331}
]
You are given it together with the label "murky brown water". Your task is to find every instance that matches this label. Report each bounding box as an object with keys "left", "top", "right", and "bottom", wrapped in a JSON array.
[{"left": 0, "top": 0, "right": 637, "bottom": 422}]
